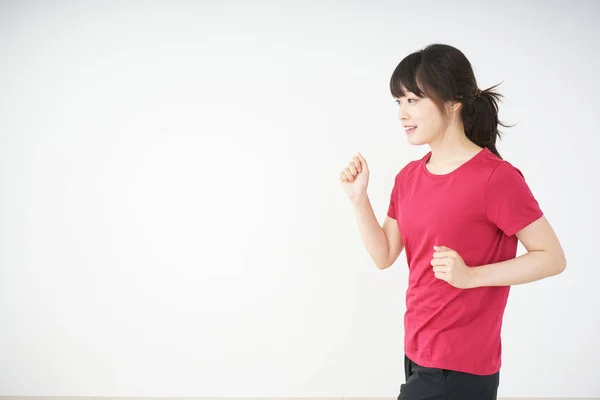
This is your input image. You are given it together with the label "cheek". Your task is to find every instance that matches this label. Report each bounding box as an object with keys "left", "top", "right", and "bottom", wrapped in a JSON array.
[
  {"left": 424, "top": 107, "right": 442, "bottom": 122},
  {"left": 426, "top": 111, "right": 446, "bottom": 131},
  {"left": 415, "top": 106, "right": 436, "bottom": 125}
]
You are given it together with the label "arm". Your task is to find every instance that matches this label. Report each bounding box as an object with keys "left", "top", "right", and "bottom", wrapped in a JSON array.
[
  {"left": 351, "top": 192, "right": 404, "bottom": 270},
  {"left": 469, "top": 216, "right": 566, "bottom": 288}
]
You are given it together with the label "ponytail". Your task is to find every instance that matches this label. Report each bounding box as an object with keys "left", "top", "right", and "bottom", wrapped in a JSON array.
[{"left": 460, "top": 83, "right": 509, "bottom": 159}]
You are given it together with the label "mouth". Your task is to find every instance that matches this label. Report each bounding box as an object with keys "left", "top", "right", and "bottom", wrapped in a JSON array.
[{"left": 404, "top": 126, "right": 417, "bottom": 134}]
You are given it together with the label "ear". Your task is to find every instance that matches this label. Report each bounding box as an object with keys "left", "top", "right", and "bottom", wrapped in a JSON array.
[
  {"left": 450, "top": 101, "right": 462, "bottom": 112},
  {"left": 444, "top": 101, "right": 462, "bottom": 116}
]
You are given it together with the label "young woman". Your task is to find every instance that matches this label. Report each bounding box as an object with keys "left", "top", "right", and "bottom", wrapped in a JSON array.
[{"left": 339, "top": 44, "right": 566, "bottom": 400}]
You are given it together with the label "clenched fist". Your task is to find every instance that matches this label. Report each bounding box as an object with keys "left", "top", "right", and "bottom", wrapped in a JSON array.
[
  {"left": 431, "top": 246, "right": 475, "bottom": 289},
  {"left": 340, "top": 153, "right": 369, "bottom": 199}
]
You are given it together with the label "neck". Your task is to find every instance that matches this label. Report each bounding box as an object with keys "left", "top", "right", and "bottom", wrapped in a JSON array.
[{"left": 428, "top": 123, "right": 482, "bottom": 164}]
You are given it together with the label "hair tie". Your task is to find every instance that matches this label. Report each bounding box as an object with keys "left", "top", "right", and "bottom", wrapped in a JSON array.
[{"left": 474, "top": 88, "right": 482, "bottom": 99}]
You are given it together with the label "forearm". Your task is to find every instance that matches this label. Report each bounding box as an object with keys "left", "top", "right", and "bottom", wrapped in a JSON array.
[
  {"left": 470, "top": 249, "right": 566, "bottom": 288},
  {"left": 351, "top": 192, "right": 390, "bottom": 269}
]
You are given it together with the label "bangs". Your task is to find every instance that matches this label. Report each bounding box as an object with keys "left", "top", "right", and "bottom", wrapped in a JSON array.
[{"left": 389, "top": 51, "right": 438, "bottom": 101}]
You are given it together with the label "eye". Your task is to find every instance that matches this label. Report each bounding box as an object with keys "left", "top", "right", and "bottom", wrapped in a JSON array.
[{"left": 395, "top": 98, "right": 418, "bottom": 106}]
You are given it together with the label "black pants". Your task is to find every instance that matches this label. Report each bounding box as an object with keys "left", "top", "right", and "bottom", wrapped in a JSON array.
[{"left": 398, "top": 355, "right": 499, "bottom": 400}]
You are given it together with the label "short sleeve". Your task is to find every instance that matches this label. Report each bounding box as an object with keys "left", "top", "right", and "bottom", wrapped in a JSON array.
[
  {"left": 387, "top": 172, "right": 401, "bottom": 219},
  {"left": 387, "top": 183, "right": 397, "bottom": 219},
  {"left": 485, "top": 161, "right": 544, "bottom": 236}
]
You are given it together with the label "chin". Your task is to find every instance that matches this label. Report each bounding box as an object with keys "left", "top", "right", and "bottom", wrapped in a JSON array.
[{"left": 406, "top": 134, "right": 429, "bottom": 146}]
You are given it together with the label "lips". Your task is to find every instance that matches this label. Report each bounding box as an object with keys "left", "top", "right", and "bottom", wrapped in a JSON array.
[{"left": 404, "top": 126, "right": 417, "bottom": 134}]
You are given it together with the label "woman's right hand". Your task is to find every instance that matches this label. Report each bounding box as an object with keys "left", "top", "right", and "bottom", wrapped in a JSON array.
[{"left": 340, "top": 153, "right": 369, "bottom": 200}]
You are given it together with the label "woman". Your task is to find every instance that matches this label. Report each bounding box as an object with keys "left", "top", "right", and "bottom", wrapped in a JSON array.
[{"left": 339, "top": 44, "right": 566, "bottom": 399}]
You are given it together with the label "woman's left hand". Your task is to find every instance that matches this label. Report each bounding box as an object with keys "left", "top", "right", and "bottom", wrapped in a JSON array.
[{"left": 431, "top": 246, "right": 475, "bottom": 289}]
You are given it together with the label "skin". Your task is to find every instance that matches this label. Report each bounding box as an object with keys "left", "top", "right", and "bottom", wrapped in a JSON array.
[{"left": 340, "top": 91, "right": 566, "bottom": 287}]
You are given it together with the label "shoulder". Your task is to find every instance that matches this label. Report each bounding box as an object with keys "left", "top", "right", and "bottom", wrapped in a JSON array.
[
  {"left": 477, "top": 149, "right": 527, "bottom": 183},
  {"left": 482, "top": 153, "right": 543, "bottom": 234},
  {"left": 482, "top": 153, "right": 538, "bottom": 207},
  {"left": 393, "top": 152, "right": 429, "bottom": 183},
  {"left": 487, "top": 160, "right": 528, "bottom": 186}
]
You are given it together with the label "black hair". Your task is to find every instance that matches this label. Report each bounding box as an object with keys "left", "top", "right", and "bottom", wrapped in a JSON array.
[{"left": 389, "top": 43, "right": 509, "bottom": 158}]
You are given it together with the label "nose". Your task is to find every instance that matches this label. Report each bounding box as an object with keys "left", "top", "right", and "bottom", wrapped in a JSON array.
[{"left": 398, "top": 105, "right": 409, "bottom": 121}]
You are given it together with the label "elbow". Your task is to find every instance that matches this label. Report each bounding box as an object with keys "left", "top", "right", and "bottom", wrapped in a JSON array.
[
  {"left": 551, "top": 251, "right": 567, "bottom": 276},
  {"left": 557, "top": 252, "right": 567, "bottom": 274},
  {"left": 375, "top": 259, "right": 392, "bottom": 270}
]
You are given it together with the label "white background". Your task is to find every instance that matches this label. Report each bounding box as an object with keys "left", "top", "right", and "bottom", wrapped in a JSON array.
[{"left": 1, "top": 0, "right": 598, "bottom": 397}]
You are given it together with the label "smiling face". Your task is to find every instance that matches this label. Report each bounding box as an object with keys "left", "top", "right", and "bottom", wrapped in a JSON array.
[
  {"left": 396, "top": 92, "right": 452, "bottom": 146},
  {"left": 390, "top": 44, "right": 496, "bottom": 152}
]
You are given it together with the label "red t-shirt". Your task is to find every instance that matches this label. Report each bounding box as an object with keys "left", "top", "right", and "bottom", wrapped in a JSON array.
[{"left": 387, "top": 147, "right": 544, "bottom": 375}]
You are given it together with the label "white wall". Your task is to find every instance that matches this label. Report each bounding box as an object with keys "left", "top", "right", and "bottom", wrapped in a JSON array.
[{"left": 1, "top": 0, "right": 598, "bottom": 397}]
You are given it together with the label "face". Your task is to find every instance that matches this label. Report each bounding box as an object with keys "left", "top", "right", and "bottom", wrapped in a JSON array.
[{"left": 395, "top": 91, "right": 453, "bottom": 146}]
